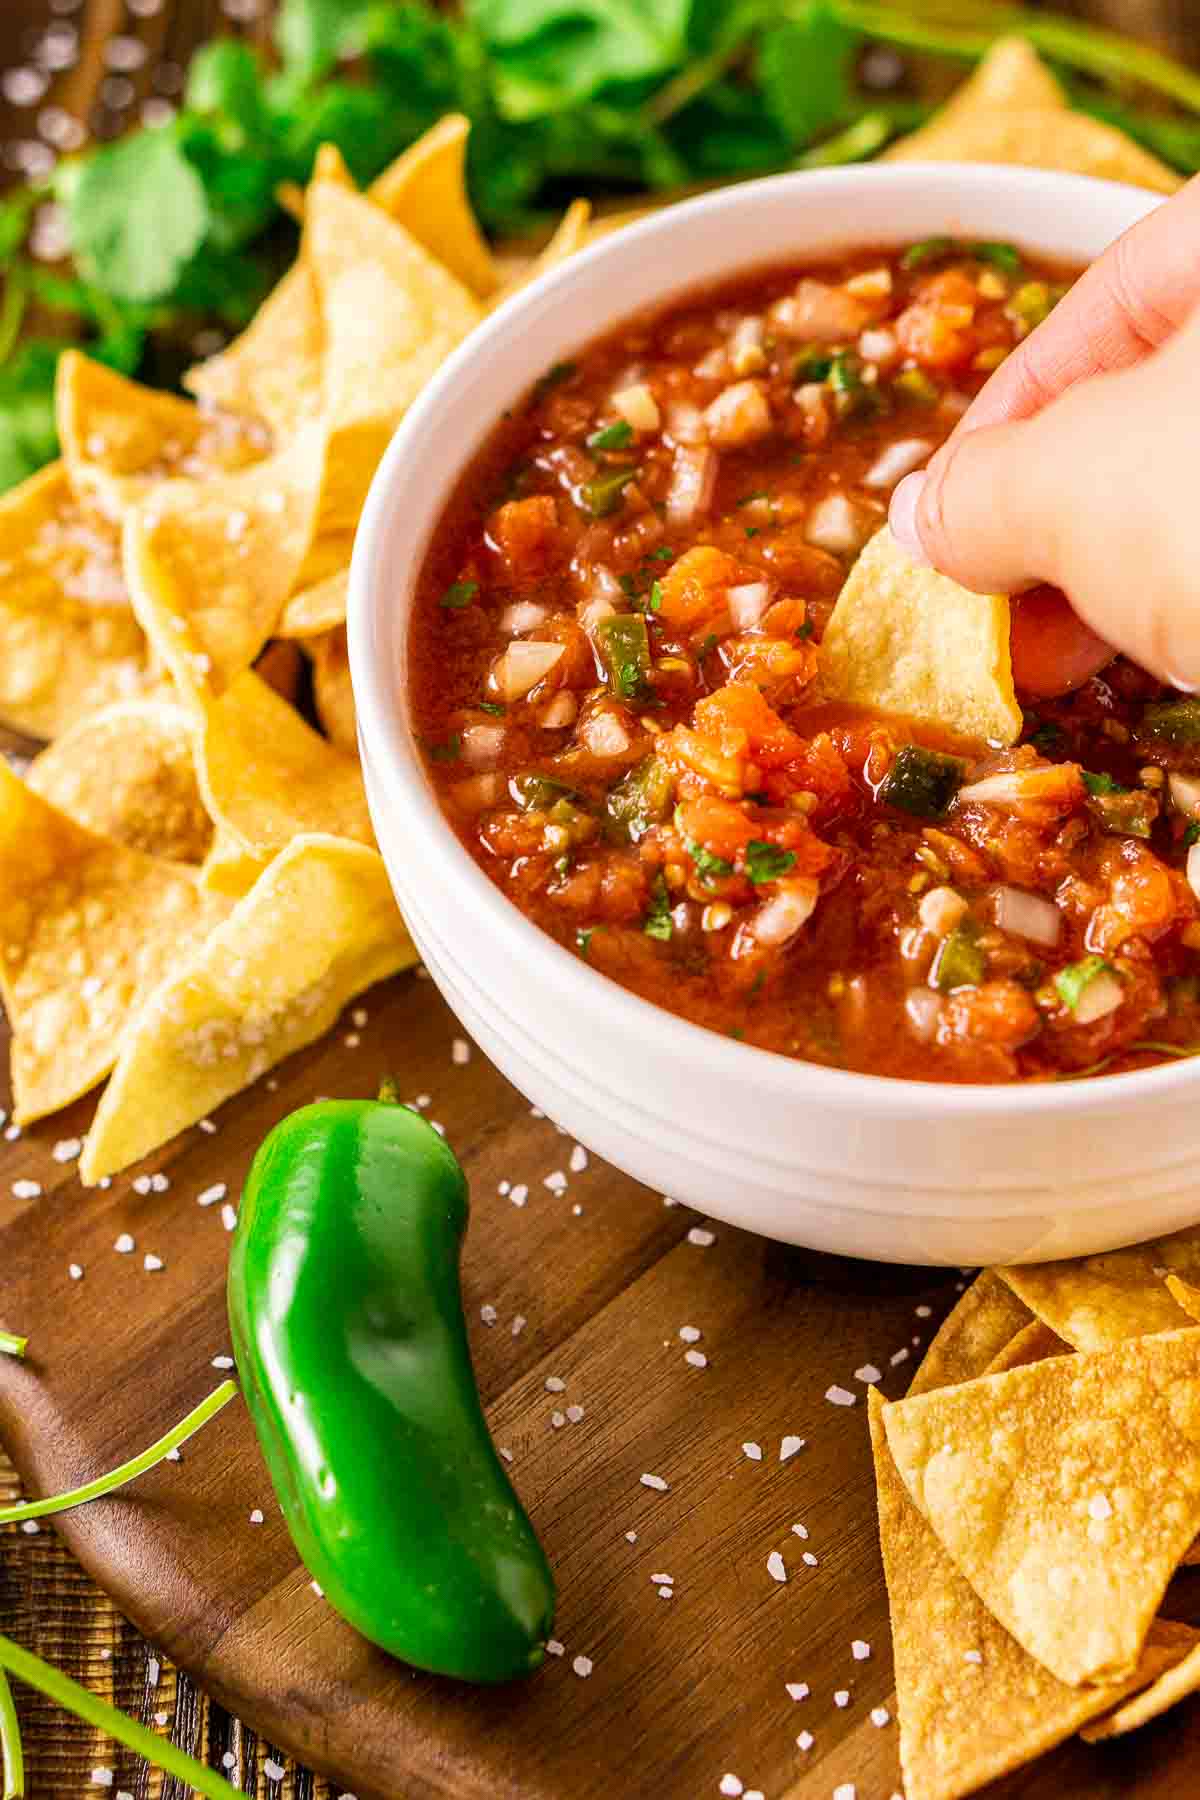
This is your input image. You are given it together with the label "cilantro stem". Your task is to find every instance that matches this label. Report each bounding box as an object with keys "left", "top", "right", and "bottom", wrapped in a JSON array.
[
  {"left": 0, "top": 1381, "right": 236, "bottom": 1525},
  {"left": 0, "top": 1667, "right": 22, "bottom": 1800},
  {"left": 0, "top": 1635, "right": 240, "bottom": 1800},
  {"left": 0, "top": 1333, "right": 25, "bottom": 1359},
  {"left": 0, "top": 269, "right": 28, "bottom": 374}
]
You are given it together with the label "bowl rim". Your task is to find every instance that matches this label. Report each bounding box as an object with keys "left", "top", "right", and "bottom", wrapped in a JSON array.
[{"left": 350, "top": 160, "right": 1192, "bottom": 1123}]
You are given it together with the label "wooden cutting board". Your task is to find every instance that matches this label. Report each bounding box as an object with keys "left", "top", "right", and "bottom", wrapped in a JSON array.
[{"left": 5, "top": 949, "right": 1200, "bottom": 1800}]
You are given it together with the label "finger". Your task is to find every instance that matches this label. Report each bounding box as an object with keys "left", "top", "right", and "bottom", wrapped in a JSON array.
[{"left": 953, "top": 172, "right": 1200, "bottom": 437}]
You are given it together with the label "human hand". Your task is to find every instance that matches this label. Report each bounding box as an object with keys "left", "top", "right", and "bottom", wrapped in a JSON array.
[{"left": 889, "top": 176, "right": 1200, "bottom": 690}]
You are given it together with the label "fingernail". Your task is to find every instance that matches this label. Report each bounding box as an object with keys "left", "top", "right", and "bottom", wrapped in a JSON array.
[
  {"left": 889, "top": 472, "right": 930, "bottom": 567},
  {"left": 1164, "top": 665, "right": 1200, "bottom": 696}
]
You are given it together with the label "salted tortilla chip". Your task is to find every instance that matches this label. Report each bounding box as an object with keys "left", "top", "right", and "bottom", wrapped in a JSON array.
[
  {"left": 368, "top": 115, "right": 498, "bottom": 298},
  {"left": 908, "top": 1271, "right": 1032, "bottom": 1397},
  {"left": 886, "top": 106, "right": 1180, "bottom": 194},
  {"left": 26, "top": 695, "right": 210, "bottom": 862},
  {"left": 818, "top": 527, "right": 1022, "bottom": 748},
  {"left": 278, "top": 566, "right": 348, "bottom": 638},
  {"left": 310, "top": 625, "right": 357, "bottom": 752},
  {"left": 123, "top": 422, "right": 326, "bottom": 701},
  {"left": 868, "top": 1389, "right": 1180, "bottom": 1800},
  {"left": 79, "top": 835, "right": 416, "bottom": 1183},
  {"left": 0, "top": 760, "right": 226, "bottom": 1122},
  {"left": 883, "top": 1328, "right": 1200, "bottom": 1686},
  {"left": 982, "top": 1318, "right": 1071, "bottom": 1376},
  {"left": 253, "top": 638, "right": 305, "bottom": 708},
  {"left": 57, "top": 351, "right": 268, "bottom": 524},
  {"left": 997, "top": 1228, "right": 1200, "bottom": 1350},
  {"left": 0, "top": 461, "right": 153, "bottom": 739},
  {"left": 196, "top": 669, "right": 374, "bottom": 879},
  {"left": 1081, "top": 1630, "right": 1200, "bottom": 1741},
  {"left": 491, "top": 200, "right": 593, "bottom": 307},
  {"left": 183, "top": 264, "right": 324, "bottom": 437},
  {"left": 1166, "top": 1273, "right": 1200, "bottom": 1322},
  {"left": 926, "top": 36, "right": 1067, "bottom": 125}
]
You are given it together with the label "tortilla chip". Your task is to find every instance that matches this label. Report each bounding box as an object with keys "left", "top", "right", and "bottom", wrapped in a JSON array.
[
  {"left": 279, "top": 566, "right": 348, "bottom": 638},
  {"left": 491, "top": 199, "right": 593, "bottom": 307},
  {"left": 0, "top": 461, "right": 153, "bottom": 739},
  {"left": 26, "top": 695, "right": 210, "bottom": 863},
  {"left": 818, "top": 527, "right": 1022, "bottom": 748},
  {"left": 997, "top": 1229, "right": 1200, "bottom": 1350},
  {"left": 1166, "top": 1273, "right": 1200, "bottom": 1323},
  {"left": 886, "top": 107, "right": 1180, "bottom": 195},
  {"left": 0, "top": 760, "right": 226, "bottom": 1122},
  {"left": 982, "top": 1318, "right": 1071, "bottom": 1377},
  {"left": 868, "top": 1389, "right": 1179, "bottom": 1800},
  {"left": 57, "top": 351, "right": 268, "bottom": 524},
  {"left": 196, "top": 669, "right": 374, "bottom": 877},
  {"left": 883, "top": 1328, "right": 1200, "bottom": 1686},
  {"left": 123, "top": 422, "right": 326, "bottom": 701},
  {"left": 309, "top": 626, "right": 357, "bottom": 753},
  {"left": 929, "top": 36, "right": 1067, "bottom": 124},
  {"left": 908, "top": 1271, "right": 1033, "bottom": 1397},
  {"left": 183, "top": 264, "right": 324, "bottom": 438},
  {"left": 78, "top": 835, "right": 416, "bottom": 1183},
  {"left": 368, "top": 115, "right": 498, "bottom": 298},
  {"left": 1080, "top": 1631, "right": 1200, "bottom": 1741},
  {"left": 253, "top": 638, "right": 305, "bottom": 708},
  {"left": 306, "top": 176, "right": 482, "bottom": 451}
]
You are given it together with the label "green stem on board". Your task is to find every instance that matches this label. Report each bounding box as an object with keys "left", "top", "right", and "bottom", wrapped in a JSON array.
[
  {"left": 0, "top": 1636, "right": 241, "bottom": 1800},
  {"left": 0, "top": 1381, "right": 237, "bottom": 1525},
  {"left": 0, "top": 1668, "right": 22, "bottom": 1800},
  {"left": 0, "top": 1333, "right": 25, "bottom": 1360},
  {"left": 0, "top": 271, "right": 28, "bottom": 373}
]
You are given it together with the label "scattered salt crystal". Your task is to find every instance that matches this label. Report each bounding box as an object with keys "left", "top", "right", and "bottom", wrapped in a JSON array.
[
  {"left": 352, "top": 1009, "right": 368, "bottom": 1028},
  {"left": 744, "top": 1792, "right": 764, "bottom": 1800},
  {"left": 964, "top": 1649, "right": 983, "bottom": 1665},
  {"left": 780, "top": 1435, "right": 804, "bottom": 1461},
  {"left": 870, "top": 1706, "right": 890, "bottom": 1727},
  {"left": 498, "top": 1181, "right": 511, "bottom": 1196},
  {"left": 651, "top": 1572, "right": 673, "bottom": 1585},
  {"left": 69, "top": 1264, "right": 83, "bottom": 1281},
  {"left": 52, "top": 1137, "right": 82, "bottom": 1163},
  {"left": 511, "top": 1185, "right": 528, "bottom": 1207},
  {"left": 222, "top": 1754, "right": 237, "bottom": 1770},
  {"left": 890, "top": 1347, "right": 910, "bottom": 1366},
  {"left": 625, "top": 1530, "right": 637, "bottom": 1542},
  {"left": 12, "top": 1179, "right": 40, "bottom": 1199},
  {"left": 499, "top": 1447, "right": 513, "bottom": 1463},
  {"left": 640, "top": 1473, "right": 668, "bottom": 1491},
  {"left": 572, "top": 1655, "right": 592, "bottom": 1678},
  {"left": 150, "top": 1173, "right": 169, "bottom": 1193},
  {"left": 147, "top": 1657, "right": 160, "bottom": 1686},
  {"left": 91, "top": 1771, "right": 114, "bottom": 1789},
  {"left": 685, "top": 1350, "right": 708, "bottom": 1368},
  {"left": 480, "top": 1304, "right": 498, "bottom": 1326},
  {"left": 833, "top": 1786, "right": 856, "bottom": 1800},
  {"left": 431, "top": 1122, "right": 446, "bottom": 1138},
  {"left": 657, "top": 1586, "right": 673, "bottom": 1599},
  {"left": 310, "top": 1581, "right": 323, "bottom": 1598},
  {"left": 791, "top": 1522, "right": 808, "bottom": 1539},
  {"left": 133, "top": 1176, "right": 152, "bottom": 1195},
  {"left": 545, "top": 1638, "right": 564, "bottom": 1656},
  {"left": 343, "top": 1033, "right": 361, "bottom": 1049},
  {"left": 687, "top": 1227, "right": 715, "bottom": 1247},
  {"left": 212, "top": 1355, "right": 234, "bottom": 1370},
  {"left": 662, "top": 1195, "right": 678, "bottom": 1208},
  {"left": 679, "top": 1326, "right": 701, "bottom": 1343},
  {"left": 198, "top": 1118, "right": 218, "bottom": 1134},
  {"left": 143, "top": 1253, "right": 164, "bottom": 1272},
  {"left": 544, "top": 1170, "right": 568, "bottom": 1193},
  {"left": 221, "top": 1204, "right": 237, "bottom": 1232},
  {"left": 719, "top": 1778, "right": 743, "bottom": 1798},
  {"left": 511, "top": 1315, "right": 526, "bottom": 1336},
  {"left": 796, "top": 1731, "right": 813, "bottom": 1751},
  {"left": 851, "top": 1639, "right": 870, "bottom": 1660},
  {"left": 114, "top": 1233, "right": 134, "bottom": 1254},
  {"left": 249, "top": 1509, "right": 264, "bottom": 1524},
  {"left": 826, "top": 1385, "right": 856, "bottom": 1406},
  {"left": 550, "top": 1411, "right": 566, "bottom": 1429},
  {"left": 915, "top": 1304, "right": 932, "bottom": 1318},
  {"left": 415, "top": 1094, "right": 431, "bottom": 1110},
  {"left": 802, "top": 1551, "right": 818, "bottom": 1567},
  {"left": 154, "top": 1712, "right": 168, "bottom": 1726},
  {"left": 742, "top": 1442, "right": 763, "bottom": 1462},
  {"left": 198, "top": 1183, "right": 226, "bottom": 1207},
  {"left": 452, "top": 1038, "right": 470, "bottom": 1064},
  {"left": 545, "top": 1376, "right": 566, "bottom": 1392},
  {"left": 569, "top": 1144, "right": 588, "bottom": 1172},
  {"left": 20, "top": 1520, "right": 39, "bottom": 1534},
  {"left": 1088, "top": 1494, "right": 1113, "bottom": 1521},
  {"left": 854, "top": 1364, "right": 881, "bottom": 1384},
  {"left": 785, "top": 1682, "right": 809, "bottom": 1701},
  {"left": 571, "top": 1203, "right": 583, "bottom": 1216},
  {"left": 264, "top": 1760, "right": 285, "bottom": 1782},
  {"left": 834, "top": 1689, "right": 850, "bottom": 1707},
  {"left": 566, "top": 1404, "right": 585, "bottom": 1423},
  {"left": 165, "top": 1449, "right": 180, "bottom": 1463},
  {"left": 530, "top": 1106, "right": 545, "bottom": 1118},
  {"left": 767, "top": 1551, "right": 787, "bottom": 1583}
]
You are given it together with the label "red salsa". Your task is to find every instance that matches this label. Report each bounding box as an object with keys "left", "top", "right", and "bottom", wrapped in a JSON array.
[{"left": 410, "top": 240, "right": 1200, "bottom": 1082}]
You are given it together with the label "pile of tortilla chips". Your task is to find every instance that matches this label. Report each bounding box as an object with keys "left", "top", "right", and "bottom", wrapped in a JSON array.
[
  {"left": 875, "top": 1244, "right": 1200, "bottom": 1799},
  {"left": 0, "top": 114, "right": 589, "bottom": 1183},
  {"left": 0, "top": 39, "right": 1180, "bottom": 1182}
]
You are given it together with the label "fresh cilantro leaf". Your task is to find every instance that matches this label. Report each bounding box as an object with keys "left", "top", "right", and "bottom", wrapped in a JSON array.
[
  {"left": 440, "top": 579, "right": 479, "bottom": 609},
  {"left": 0, "top": 341, "right": 60, "bottom": 494},
  {"left": 1082, "top": 770, "right": 1127, "bottom": 796},
  {"left": 427, "top": 734, "right": 462, "bottom": 763},
  {"left": 971, "top": 240, "right": 1021, "bottom": 274},
  {"left": 576, "top": 926, "right": 594, "bottom": 958},
  {"left": 745, "top": 527, "right": 760, "bottom": 539},
  {"left": 479, "top": 700, "right": 506, "bottom": 716},
  {"left": 758, "top": 2, "right": 857, "bottom": 149},
  {"left": 697, "top": 633, "right": 718, "bottom": 659},
  {"left": 184, "top": 39, "right": 269, "bottom": 144},
  {"left": 648, "top": 580, "right": 663, "bottom": 612},
  {"left": 650, "top": 545, "right": 674, "bottom": 562},
  {"left": 745, "top": 841, "right": 796, "bottom": 884},
  {"left": 468, "top": 0, "right": 692, "bottom": 116},
  {"left": 530, "top": 359, "right": 576, "bottom": 404},
  {"left": 1185, "top": 822, "right": 1200, "bottom": 848},
  {"left": 588, "top": 418, "right": 634, "bottom": 451},
  {"left": 795, "top": 620, "right": 814, "bottom": 640},
  {"left": 643, "top": 873, "right": 673, "bottom": 941},
  {"left": 275, "top": 0, "right": 379, "bottom": 82},
  {"left": 69, "top": 127, "right": 210, "bottom": 306},
  {"left": 681, "top": 830, "right": 733, "bottom": 886}
]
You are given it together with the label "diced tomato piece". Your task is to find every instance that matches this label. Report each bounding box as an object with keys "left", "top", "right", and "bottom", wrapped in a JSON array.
[
  {"left": 914, "top": 269, "right": 979, "bottom": 311},
  {"left": 487, "top": 496, "right": 562, "bottom": 579},
  {"left": 938, "top": 980, "right": 1040, "bottom": 1050},
  {"left": 1088, "top": 842, "right": 1195, "bottom": 953},
  {"left": 655, "top": 545, "right": 750, "bottom": 632},
  {"left": 895, "top": 274, "right": 980, "bottom": 372},
  {"left": 692, "top": 683, "right": 805, "bottom": 767},
  {"left": 1008, "top": 585, "right": 1116, "bottom": 699},
  {"left": 771, "top": 731, "right": 855, "bottom": 818},
  {"left": 675, "top": 795, "right": 757, "bottom": 860}
]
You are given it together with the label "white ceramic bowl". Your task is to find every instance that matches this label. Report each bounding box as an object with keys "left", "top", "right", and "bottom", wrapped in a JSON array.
[{"left": 350, "top": 162, "right": 1198, "bottom": 1266}]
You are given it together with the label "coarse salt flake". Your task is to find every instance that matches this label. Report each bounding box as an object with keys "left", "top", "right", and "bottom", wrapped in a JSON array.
[
  {"left": 785, "top": 1682, "right": 809, "bottom": 1701},
  {"left": 480, "top": 1304, "right": 498, "bottom": 1326},
  {"left": 264, "top": 1760, "right": 285, "bottom": 1782},
  {"left": 91, "top": 1771, "right": 114, "bottom": 1789},
  {"left": 851, "top": 1640, "right": 870, "bottom": 1660},
  {"left": 52, "top": 1137, "right": 82, "bottom": 1162},
  {"left": 550, "top": 1410, "right": 566, "bottom": 1429},
  {"left": 742, "top": 1441, "right": 763, "bottom": 1461},
  {"left": 511, "top": 1185, "right": 528, "bottom": 1206},
  {"left": 511, "top": 1314, "right": 526, "bottom": 1336},
  {"left": 69, "top": 1264, "right": 83, "bottom": 1281},
  {"left": 802, "top": 1551, "right": 818, "bottom": 1567},
  {"left": 221, "top": 1204, "right": 237, "bottom": 1232},
  {"left": 12, "top": 1179, "right": 40, "bottom": 1199},
  {"left": 198, "top": 1183, "right": 226, "bottom": 1206},
  {"left": 1088, "top": 1493, "right": 1113, "bottom": 1521},
  {"left": 143, "top": 1253, "right": 164, "bottom": 1272},
  {"left": 915, "top": 1303, "right": 932, "bottom": 1317},
  {"left": 792, "top": 1522, "right": 809, "bottom": 1539},
  {"left": 685, "top": 1349, "right": 708, "bottom": 1368},
  {"left": 834, "top": 1689, "right": 850, "bottom": 1707},
  {"left": 451, "top": 1037, "right": 470, "bottom": 1064},
  {"left": 767, "top": 1551, "right": 787, "bottom": 1583},
  {"left": 212, "top": 1355, "right": 234, "bottom": 1370},
  {"left": 679, "top": 1325, "right": 701, "bottom": 1343},
  {"left": 545, "top": 1375, "right": 566, "bottom": 1392},
  {"left": 114, "top": 1233, "right": 134, "bottom": 1254},
  {"left": 826, "top": 1385, "right": 856, "bottom": 1406},
  {"left": 658, "top": 1586, "right": 673, "bottom": 1599},
  {"left": 796, "top": 1731, "right": 813, "bottom": 1751},
  {"left": 546, "top": 1638, "right": 564, "bottom": 1656},
  {"left": 780, "top": 1435, "right": 804, "bottom": 1461},
  {"left": 198, "top": 1118, "right": 217, "bottom": 1133},
  {"left": 651, "top": 1572, "right": 673, "bottom": 1585},
  {"left": 133, "top": 1175, "right": 151, "bottom": 1195},
  {"left": 249, "top": 1509, "right": 264, "bottom": 1524},
  {"left": 871, "top": 1706, "right": 890, "bottom": 1727},
  {"left": 572, "top": 1655, "right": 592, "bottom": 1678},
  {"left": 687, "top": 1226, "right": 715, "bottom": 1246},
  {"left": 544, "top": 1170, "right": 568, "bottom": 1193},
  {"left": 719, "top": 1778, "right": 743, "bottom": 1798},
  {"left": 569, "top": 1144, "right": 588, "bottom": 1172},
  {"left": 625, "top": 1530, "right": 637, "bottom": 1542},
  {"left": 20, "top": 1520, "right": 39, "bottom": 1534},
  {"left": 640, "top": 1472, "right": 668, "bottom": 1491},
  {"left": 834, "top": 1786, "right": 856, "bottom": 1800},
  {"left": 566, "top": 1403, "right": 585, "bottom": 1423},
  {"left": 499, "top": 1447, "right": 513, "bottom": 1462},
  {"left": 890, "top": 1347, "right": 910, "bottom": 1366},
  {"left": 855, "top": 1364, "right": 882, "bottom": 1384}
]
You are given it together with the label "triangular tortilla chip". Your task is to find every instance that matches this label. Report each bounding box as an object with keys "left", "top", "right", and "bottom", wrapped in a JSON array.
[
  {"left": 883, "top": 1328, "right": 1200, "bottom": 1686},
  {"left": 886, "top": 106, "right": 1180, "bottom": 194},
  {"left": 1081, "top": 1632, "right": 1200, "bottom": 1742},
  {"left": 123, "top": 421, "right": 327, "bottom": 700},
  {"left": 817, "top": 527, "right": 1022, "bottom": 748},
  {"left": 998, "top": 1229, "right": 1200, "bottom": 1350},
  {"left": 868, "top": 1390, "right": 1181, "bottom": 1800},
  {"left": 490, "top": 199, "right": 593, "bottom": 308},
  {"left": 0, "top": 461, "right": 153, "bottom": 738},
  {"left": 57, "top": 351, "right": 268, "bottom": 524},
  {"left": 1166, "top": 1273, "right": 1200, "bottom": 1323},
  {"left": 310, "top": 625, "right": 357, "bottom": 752},
  {"left": 183, "top": 264, "right": 324, "bottom": 437},
  {"left": 368, "top": 114, "right": 498, "bottom": 298},
  {"left": 26, "top": 695, "right": 210, "bottom": 862},
  {"left": 908, "top": 1271, "right": 1032, "bottom": 1397},
  {"left": 0, "top": 760, "right": 227, "bottom": 1122},
  {"left": 982, "top": 1318, "right": 1071, "bottom": 1376},
  {"left": 78, "top": 835, "right": 416, "bottom": 1183},
  {"left": 196, "top": 669, "right": 374, "bottom": 878},
  {"left": 278, "top": 566, "right": 348, "bottom": 638},
  {"left": 930, "top": 36, "right": 1067, "bottom": 123}
]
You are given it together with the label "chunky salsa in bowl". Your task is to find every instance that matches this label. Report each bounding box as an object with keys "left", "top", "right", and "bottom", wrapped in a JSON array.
[{"left": 410, "top": 235, "right": 1200, "bottom": 1086}]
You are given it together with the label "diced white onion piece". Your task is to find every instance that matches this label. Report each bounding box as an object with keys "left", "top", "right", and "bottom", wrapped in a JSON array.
[
  {"left": 611, "top": 382, "right": 660, "bottom": 433},
  {"left": 918, "top": 886, "right": 967, "bottom": 937},
  {"left": 904, "top": 986, "right": 943, "bottom": 1042},
  {"left": 805, "top": 492, "right": 872, "bottom": 555},
  {"left": 959, "top": 768, "right": 1072, "bottom": 806},
  {"left": 499, "top": 600, "right": 549, "bottom": 635},
  {"left": 703, "top": 380, "right": 771, "bottom": 448},
  {"left": 580, "top": 710, "right": 632, "bottom": 757},
  {"left": 753, "top": 877, "right": 820, "bottom": 946},
  {"left": 863, "top": 437, "right": 933, "bottom": 491},
  {"left": 694, "top": 346, "right": 728, "bottom": 380},
  {"left": 666, "top": 445, "right": 719, "bottom": 525},
  {"left": 460, "top": 722, "right": 507, "bottom": 770},
  {"left": 795, "top": 381, "right": 830, "bottom": 433},
  {"left": 579, "top": 595, "right": 619, "bottom": 633},
  {"left": 727, "top": 582, "right": 771, "bottom": 630},
  {"left": 845, "top": 266, "right": 892, "bottom": 299},
  {"left": 990, "top": 884, "right": 1062, "bottom": 948},
  {"left": 450, "top": 773, "right": 503, "bottom": 812},
  {"left": 664, "top": 400, "right": 705, "bottom": 444},
  {"left": 1170, "top": 773, "right": 1200, "bottom": 818},
  {"left": 1188, "top": 841, "right": 1200, "bottom": 902},
  {"left": 858, "top": 326, "right": 898, "bottom": 365},
  {"left": 539, "top": 691, "right": 577, "bottom": 729},
  {"left": 770, "top": 278, "right": 868, "bottom": 343},
  {"left": 730, "top": 315, "right": 767, "bottom": 375},
  {"left": 492, "top": 640, "right": 564, "bottom": 701},
  {"left": 1074, "top": 968, "right": 1124, "bottom": 1025}
]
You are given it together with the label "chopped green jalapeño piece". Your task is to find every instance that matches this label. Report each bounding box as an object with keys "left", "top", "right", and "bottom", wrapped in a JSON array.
[
  {"left": 510, "top": 772, "right": 577, "bottom": 811},
  {"left": 793, "top": 350, "right": 832, "bottom": 384},
  {"left": 1083, "top": 772, "right": 1156, "bottom": 840},
  {"left": 596, "top": 614, "right": 652, "bottom": 701},
  {"left": 674, "top": 808, "right": 733, "bottom": 886},
  {"left": 1055, "top": 954, "right": 1121, "bottom": 1016},
  {"left": 440, "top": 579, "right": 478, "bottom": 609},
  {"left": 605, "top": 756, "right": 674, "bottom": 844},
  {"left": 744, "top": 841, "right": 796, "bottom": 884},
  {"left": 643, "top": 873, "right": 673, "bottom": 942},
  {"left": 587, "top": 418, "right": 634, "bottom": 451},
  {"left": 932, "top": 920, "right": 985, "bottom": 992},
  {"left": 581, "top": 465, "right": 637, "bottom": 518},
  {"left": 901, "top": 236, "right": 954, "bottom": 270},
  {"left": 971, "top": 240, "right": 1021, "bottom": 274},
  {"left": 827, "top": 350, "right": 873, "bottom": 419},
  {"left": 1141, "top": 698, "right": 1200, "bottom": 745},
  {"left": 881, "top": 745, "right": 964, "bottom": 819},
  {"left": 1006, "top": 281, "right": 1061, "bottom": 334}
]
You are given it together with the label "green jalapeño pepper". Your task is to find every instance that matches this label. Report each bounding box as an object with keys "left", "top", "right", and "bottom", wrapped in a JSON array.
[{"left": 228, "top": 1096, "right": 555, "bottom": 1684}]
